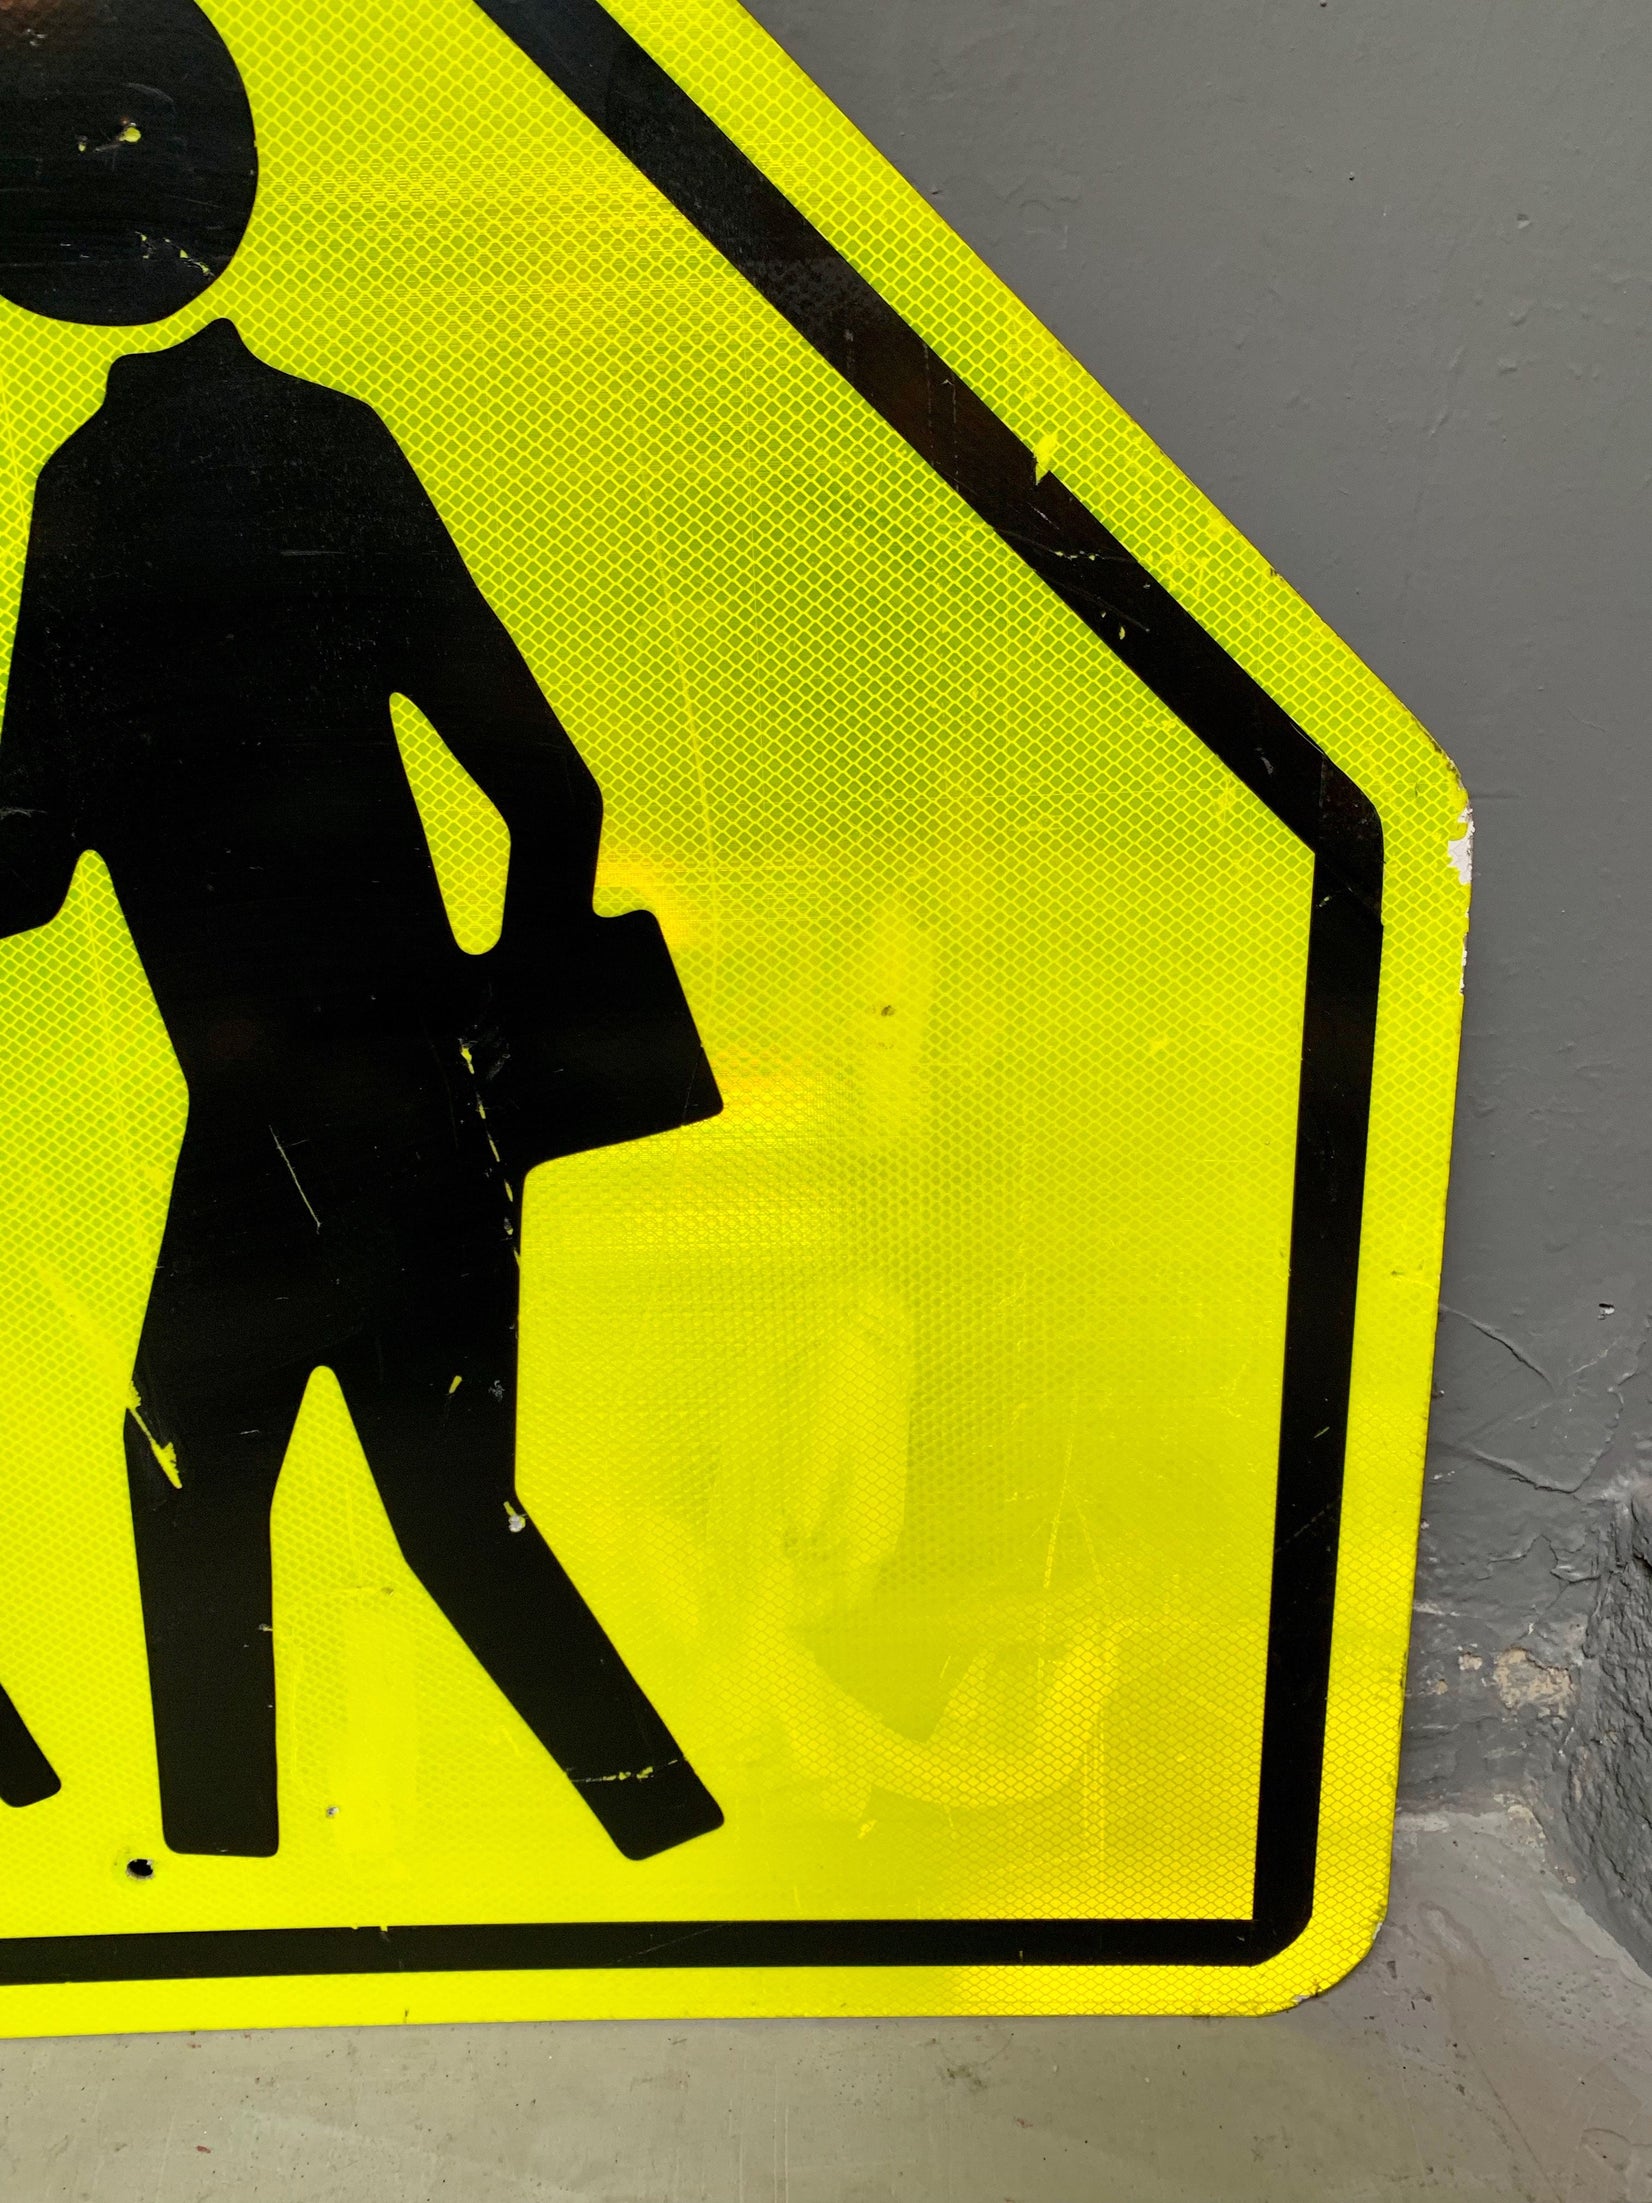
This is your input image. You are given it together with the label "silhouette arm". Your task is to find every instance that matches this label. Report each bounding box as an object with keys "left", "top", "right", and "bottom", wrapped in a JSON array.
[
  {"left": 372, "top": 427, "right": 602, "bottom": 947},
  {"left": 0, "top": 482, "right": 82, "bottom": 940}
]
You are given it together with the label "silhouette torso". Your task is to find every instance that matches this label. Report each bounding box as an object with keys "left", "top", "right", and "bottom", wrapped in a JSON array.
[{"left": 0, "top": 318, "right": 599, "bottom": 1145}]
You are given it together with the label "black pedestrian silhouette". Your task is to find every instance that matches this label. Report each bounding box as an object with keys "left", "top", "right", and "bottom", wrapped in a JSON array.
[{"left": 0, "top": 0, "right": 723, "bottom": 1859}]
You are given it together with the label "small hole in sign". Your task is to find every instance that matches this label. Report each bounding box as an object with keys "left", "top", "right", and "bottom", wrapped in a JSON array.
[{"left": 126, "top": 1857, "right": 155, "bottom": 1880}]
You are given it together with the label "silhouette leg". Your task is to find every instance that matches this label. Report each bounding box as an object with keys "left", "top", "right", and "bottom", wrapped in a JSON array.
[
  {"left": 336, "top": 1310, "right": 722, "bottom": 1861},
  {"left": 0, "top": 1681, "right": 58, "bottom": 1808},
  {"left": 125, "top": 1368, "right": 305, "bottom": 1856}
]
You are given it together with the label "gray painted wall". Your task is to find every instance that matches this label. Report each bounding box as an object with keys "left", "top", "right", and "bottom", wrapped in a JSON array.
[{"left": 740, "top": 0, "right": 1652, "bottom": 1923}]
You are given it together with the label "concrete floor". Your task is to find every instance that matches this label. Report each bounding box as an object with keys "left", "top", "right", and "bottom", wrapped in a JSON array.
[{"left": 1, "top": 1809, "right": 1649, "bottom": 2201}]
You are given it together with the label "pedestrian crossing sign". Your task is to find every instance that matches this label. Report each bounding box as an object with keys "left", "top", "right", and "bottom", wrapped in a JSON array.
[{"left": 0, "top": 0, "right": 1468, "bottom": 2031}]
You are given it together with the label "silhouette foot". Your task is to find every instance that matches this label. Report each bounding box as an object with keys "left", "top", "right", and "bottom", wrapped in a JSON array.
[
  {"left": 161, "top": 1803, "right": 279, "bottom": 1859},
  {"left": 578, "top": 1756, "right": 723, "bottom": 1860}
]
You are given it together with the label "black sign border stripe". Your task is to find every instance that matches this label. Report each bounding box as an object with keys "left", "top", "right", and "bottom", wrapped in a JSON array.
[{"left": 0, "top": 0, "right": 1383, "bottom": 1989}]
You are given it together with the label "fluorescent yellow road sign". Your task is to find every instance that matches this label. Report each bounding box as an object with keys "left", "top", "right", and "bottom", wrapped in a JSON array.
[{"left": 0, "top": 0, "right": 1467, "bottom": 2032}]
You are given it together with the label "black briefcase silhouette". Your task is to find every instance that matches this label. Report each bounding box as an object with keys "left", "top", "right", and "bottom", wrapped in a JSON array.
[{"left": 470, "top": 908, "right": 722, "bottom": 1173}]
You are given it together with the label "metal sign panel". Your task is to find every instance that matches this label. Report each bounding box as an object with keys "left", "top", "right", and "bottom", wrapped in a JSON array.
[{"left": 0, "top": 0, "right": 1468, "bottom": 2031}]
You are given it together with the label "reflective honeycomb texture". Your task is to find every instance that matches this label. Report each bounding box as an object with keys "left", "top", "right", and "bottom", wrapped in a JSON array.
[{"left": 0, "top": 0, "right": 1467, "bottom": 2029}]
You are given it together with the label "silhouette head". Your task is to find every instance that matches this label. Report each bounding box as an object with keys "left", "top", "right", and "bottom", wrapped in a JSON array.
[{"left": 0, "top": 0, "right": 256, "bottom": 325}]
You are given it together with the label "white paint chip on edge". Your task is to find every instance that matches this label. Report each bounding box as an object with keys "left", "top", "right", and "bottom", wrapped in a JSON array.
[{"left": 1448, "top": 805, "right": 1475, "bottom": 887}]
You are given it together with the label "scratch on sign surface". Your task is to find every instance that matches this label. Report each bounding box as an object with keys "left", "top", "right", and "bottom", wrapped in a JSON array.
[{"left": 269, "top": 1123, "right": 321, "bottom": 1231}]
